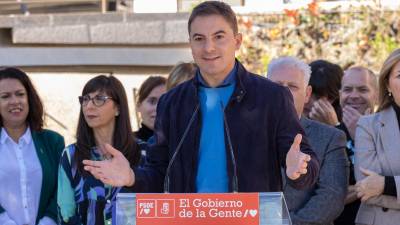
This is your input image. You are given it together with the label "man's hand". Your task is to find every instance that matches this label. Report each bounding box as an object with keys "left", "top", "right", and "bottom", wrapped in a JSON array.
[
  {"left": 355, "top": 167, "right": 384, "bottom": 202},
  {"left": 286, "top": 134, "right": 311, "bottom": 180},
  {"left": 83, "top": 143, "right": 135, "bottom": 187},
  {"left": 342, "top": 106, "right": 371, "bottom": 140},
  {"left": 309, "top": 98, "right": 339, "bottom": 126}
]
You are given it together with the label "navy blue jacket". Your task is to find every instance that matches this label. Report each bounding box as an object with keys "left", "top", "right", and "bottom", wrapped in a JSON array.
[{"left": 133, "top": 60, "right": 319, "bottom": 193}]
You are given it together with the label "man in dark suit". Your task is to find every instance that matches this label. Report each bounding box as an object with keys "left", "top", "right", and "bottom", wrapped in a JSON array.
[
  {"left": 82, "top": 1, "right": 319, "bottom": 193},
  {"left": 268, "top": 56, "right": 348, "bottom": 225}
]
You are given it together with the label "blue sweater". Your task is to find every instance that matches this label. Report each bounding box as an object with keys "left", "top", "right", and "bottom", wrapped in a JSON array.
[
  {"left": 196, "top": 84, "right": 235, "bottom": 192},
  {"left": 195, "top": 66, "right": 237, "bottom": 192}
]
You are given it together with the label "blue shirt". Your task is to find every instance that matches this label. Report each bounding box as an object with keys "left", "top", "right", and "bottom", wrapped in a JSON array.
[
  {"left": 197, "top": 64, "right": 237, "bottom": 87},
  {"left": 196, "top": 63, "right": 237, "bottom": 192}
]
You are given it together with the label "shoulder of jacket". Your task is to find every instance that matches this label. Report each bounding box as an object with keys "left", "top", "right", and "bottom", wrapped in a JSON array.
[
  {"left": 308, "top": 119, "right": 345, "bottom": 138},
  {"left": 358, "top": 112, "right": 381, "bottom": 128},
  {"left": 36, "top": 129, "right": 63, "bottom": 139}
]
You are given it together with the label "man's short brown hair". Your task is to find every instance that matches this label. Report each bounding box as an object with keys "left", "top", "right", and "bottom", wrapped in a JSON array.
[{"left": 188, "top": 1, "right": 238, "bottom": 35}]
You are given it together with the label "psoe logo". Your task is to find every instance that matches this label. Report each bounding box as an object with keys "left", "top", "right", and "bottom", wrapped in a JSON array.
[
  {"left": 137, "top": 199, "right": 156, "bottom": 218},
  {"left": 157, "top": 199, "right": 175, "bottom": 218}
]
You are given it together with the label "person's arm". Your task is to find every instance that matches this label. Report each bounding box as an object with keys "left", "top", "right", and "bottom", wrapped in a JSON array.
[
  {"left": 354, "top": 118, "right": 400, "bottom": 209},
  {"left": 41, "top": 134, "right": 65, "bottom": 223},
  {"left": 83, "top": 94, "right": 171, "bottom": 192},
  {"left": 277, "top": 88, "right": 319, "bottom": 189},
  {"left": 57, "top": 147, "right": 82, "bottom": 225},
  {"left": 291, "top": 130, "right": 348, "bottom": 224}
]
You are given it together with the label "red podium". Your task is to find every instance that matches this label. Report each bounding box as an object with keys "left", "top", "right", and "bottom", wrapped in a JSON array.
[{"left": 116, "top": 192, "right": 291, "bottom": 225}]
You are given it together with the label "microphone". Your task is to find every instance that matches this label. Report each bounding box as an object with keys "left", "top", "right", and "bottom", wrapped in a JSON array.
[
  {"left": 164, "top": 104, "right": 200, "bottom": 193},
  {"left": 220, "top": 102, "right": 239, "bottom": 193}
]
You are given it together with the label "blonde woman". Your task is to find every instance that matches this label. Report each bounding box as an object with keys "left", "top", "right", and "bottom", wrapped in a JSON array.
[{"left": 354, "top": 49, "right": 400, "bottom": 225}]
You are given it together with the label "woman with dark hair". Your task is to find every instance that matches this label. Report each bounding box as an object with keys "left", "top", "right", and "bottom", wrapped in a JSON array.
[
  {"left": 57, "top": 75, "right": 140, "bottom": 225},
  {"left": 135, "top": 76, "right": 166, "bottom": 165},
  {"left": 304, "top": 59, "right": 343, "bottom": 125},
  {"left": 353, "top": 48, "right": 400, "bottom": 225},
  {"left": 0, "top": 67, "right": 65, "bottom": 225}
]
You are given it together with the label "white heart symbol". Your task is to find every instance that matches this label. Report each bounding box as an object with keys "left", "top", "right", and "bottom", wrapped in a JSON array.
[
  {"left": 144, "top": 208, "right": 150, "bottom": 215},
  {"left": 249, "top": 209, "right": 258, "bottom": 217}
]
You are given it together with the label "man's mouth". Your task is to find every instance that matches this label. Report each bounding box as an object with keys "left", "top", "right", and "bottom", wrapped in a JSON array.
[
  {"left": 203, "top": 56, "right": 220, "bottom": 61},
  {"left": 347, "top": 103, "right": 364, "bottom": 108}
]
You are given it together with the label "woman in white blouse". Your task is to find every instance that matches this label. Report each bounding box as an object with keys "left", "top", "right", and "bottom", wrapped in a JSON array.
[{"left": 0, "top": 67, "right": 65, "bottom": 225}]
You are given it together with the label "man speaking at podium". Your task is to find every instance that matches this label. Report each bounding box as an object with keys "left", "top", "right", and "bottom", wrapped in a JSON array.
[{"left": 83, "top": 1, "right": 319, "bottom": 193}]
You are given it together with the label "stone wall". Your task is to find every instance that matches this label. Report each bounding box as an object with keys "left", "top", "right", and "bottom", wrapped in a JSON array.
[
  {"left": 0, "top": 12, "right": 190, "bottom": 44},
  {"left": 0, "top": 12, "right": 193, "bottom": 67},
  {"left": 0, "top": 12, "right": 191, "bottom": 145}
]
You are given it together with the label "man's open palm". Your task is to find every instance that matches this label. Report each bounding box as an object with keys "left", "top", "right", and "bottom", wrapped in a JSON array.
[{"left": 83, "top": 144, "right": 134, "bottom": 187}]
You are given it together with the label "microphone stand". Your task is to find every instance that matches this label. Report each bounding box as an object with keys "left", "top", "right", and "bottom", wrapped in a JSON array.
[{"left": 164, "top": 104, "right": 200, "bottom": 193}]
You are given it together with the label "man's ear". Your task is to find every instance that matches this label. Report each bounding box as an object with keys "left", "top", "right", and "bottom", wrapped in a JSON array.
[
  {"left": 305, "top": 85, "right": 312, "bottom": 104},
  {"left": 235, "top": 33, "right": 242, "bottom": 50}
]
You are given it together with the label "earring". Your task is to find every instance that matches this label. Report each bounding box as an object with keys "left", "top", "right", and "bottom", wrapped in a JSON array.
[
  {"left": 115, "top": 111, "right": 120, "bottom": 116},
  {"left": 389, "top": 92, "right": 392, "bottom": 97}
]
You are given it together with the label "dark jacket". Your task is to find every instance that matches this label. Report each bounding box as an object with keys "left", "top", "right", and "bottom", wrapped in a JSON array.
[
  {"left": 133, "top": 60, "right": 319, "bottom": 193},
  {"left": 0, "top": 129, "right": 65, "bottom": 224}
]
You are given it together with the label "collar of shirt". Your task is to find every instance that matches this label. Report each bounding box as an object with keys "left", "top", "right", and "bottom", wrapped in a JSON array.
[
  {"left": 0, "top": 127, "right": 32, "bottom": 145},
  {"left": 196, "top": 61, "right": 238, "bottom": 88}
]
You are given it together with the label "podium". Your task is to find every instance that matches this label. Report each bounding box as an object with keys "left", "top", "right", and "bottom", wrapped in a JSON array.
[{"left": 116, "top": 192, "right": 291, "bottom": 225}]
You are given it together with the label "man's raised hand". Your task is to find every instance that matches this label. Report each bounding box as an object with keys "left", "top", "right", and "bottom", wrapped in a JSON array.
[
  {"left": 83, "top": 143, "right": 135, "bottom": 187},
  {"left": 286, "top": 134, "right": 311, "bottom": 180}
]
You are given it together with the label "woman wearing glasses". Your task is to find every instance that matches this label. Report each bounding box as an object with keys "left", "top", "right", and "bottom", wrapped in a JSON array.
[
  {"left": 0, "top": 67, "right": 65, "bottom": 225},
  {"left": 57, "top": 75, "right": 141, "bottom": 225}
]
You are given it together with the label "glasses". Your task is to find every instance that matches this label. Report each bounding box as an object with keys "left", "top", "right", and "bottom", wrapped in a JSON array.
[{"left": 79, "top": 95, "right": 113, "bottom": 107}]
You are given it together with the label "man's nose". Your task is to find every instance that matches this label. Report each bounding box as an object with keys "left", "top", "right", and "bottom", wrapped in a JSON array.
[
  {"left": 348, "top": 90, "right": 359, "bottom": 98},
  {"left": 204, "top": 39, "right": 216, "bottom": 52}
]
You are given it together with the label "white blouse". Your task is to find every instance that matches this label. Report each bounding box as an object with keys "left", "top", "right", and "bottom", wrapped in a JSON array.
[{"left": 0, "top": 128, "right": 55, "bottom": 225}]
